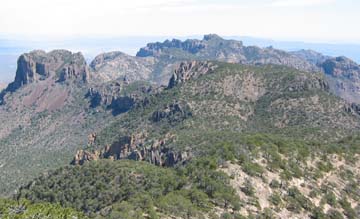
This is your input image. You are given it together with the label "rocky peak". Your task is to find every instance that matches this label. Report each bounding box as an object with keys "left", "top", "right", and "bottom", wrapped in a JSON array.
[
  {"left": 203, "top": 33, "right": 223, "bottom": 41},
  {"left": 168, "top": 61, "right": 218, "bottom": 88},
  {"left": 136, "top": 38, "right": 206, "bottom": 57},
  {"left": 90, "top": 51, "right": 127, "bottom": 70},
  {"left": 290, "top": 49, "right": 330, "bottom": 65},
  {"left": 4, "top": 50, "right": 89, "bottom": 93},
  {"left": 90, "top": 51, "right": 155, "bottom": 83},
  {"left": 322, "top": 56, "right": 360, "bottom": 79}
]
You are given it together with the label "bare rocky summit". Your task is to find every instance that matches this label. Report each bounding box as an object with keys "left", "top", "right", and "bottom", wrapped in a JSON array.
[
  {"left": 8, "top": 50, "right": 89, "bottom": 90},
  {"left": 90, "top": 51, "right": 156, "bottom": 83},
  {"left": 137, "top": 34, "right": 319, "bottom": 73},
  {"left": 0, "top": 50, "right": 90, "bottom": 104}
]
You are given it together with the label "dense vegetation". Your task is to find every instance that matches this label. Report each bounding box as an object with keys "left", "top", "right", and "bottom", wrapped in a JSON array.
[
  {"left": 0, "top": 198, "right": 87, "bottom": 219},
  {"left": 14, "top": 132, "right": 360, "bottom": 218},
  {"left": 18, "top": 159, "right": 239, "bottom": 218}
]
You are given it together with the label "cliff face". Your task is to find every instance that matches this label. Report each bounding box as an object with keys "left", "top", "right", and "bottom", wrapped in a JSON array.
[
  {"left": 322, "top": 56, "right": 360, "bottom": 78},
  {"left": 85, "top": 80, "right": 160, "bottom": 116},
  {"left": 321, "top": 56, "right": 360, "bottom": 103},
  {"left": 135, "top": 34, "right": 360, "bottom": 104},
  {"left": 167, "top": 61, "right": 218, "bottom": 88},
  {"left": 4, "top": 50, "right": 89, "bottom": 93},
  {"left": 137, "top": 34, "right": 319, "bottom": 73},
  {"left": 72, "top": 132, "right": 190, "bottom": 166},
  {"left": 0, "top": 50, "right": 90, "bottom": 105}
]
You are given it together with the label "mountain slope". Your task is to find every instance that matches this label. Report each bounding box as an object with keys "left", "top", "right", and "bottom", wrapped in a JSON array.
[
  {"left": 18, "top": 61, "right": 360, "bottom": 219},
  {"left": 0, "top": 50, "right": 115, "bottom": 195},
  {"left": 1, "top": 35, "right": 360, "bottom": 218},
  {"left": 136, "top": 34, "right": 360, "bottom": 104},
  {"left": 72, "top": 61, "right": 360, "bottom": 167}
]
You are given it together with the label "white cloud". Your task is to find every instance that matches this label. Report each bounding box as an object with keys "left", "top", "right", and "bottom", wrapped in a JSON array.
[
  {"left": 0, "top": 0, "right": 359, "bottom": 42},
  {"left": 270, "top": 0, "right": 336, "bottom": 7}
]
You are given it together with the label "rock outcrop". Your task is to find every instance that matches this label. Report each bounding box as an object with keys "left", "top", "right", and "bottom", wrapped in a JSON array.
[
  {"left": 9, "top": 50, "right": 89, "bottom": 90},
  {"left": 320, "top": 56, "right": 360, "bottom": 104},
  {"left": 151, "top": 102, "right": 192, "bottom": 124},
  {"left": 90, "top": 51, "right": 155, "bottom": 83},
  {"left": 85, "top": 81, "right": 159, "bottom": 115},
  {"left": 136, "top": 34, "right": 318, "bottom": 73},
  {"left": 322, "top": 56, "right": 360, "bottom": 79},
  {"left": 72, "top": 133, "right": 190, "bottom": 166},
  {"left": 0, "top": 50, "right": 90, "bottom": 104},
  {"left": 168, "top": 61, "right": 217, "bottom": 88},
  {"left": 137, "top": 38, "right": 206, "bottom": 57},
  {"left": 290, "top": 49, "right": 330, "bottom": 65}
]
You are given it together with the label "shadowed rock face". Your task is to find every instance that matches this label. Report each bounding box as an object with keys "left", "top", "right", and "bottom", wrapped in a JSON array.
[
  {"left": 322, "top": 56, "right": 360, "bottom": 79},
  {"left": 320, "top": 56, "right": 360, "bottom": 103},
  {"left": 85, "top": 80, "right": 162, "bottom": 116}
]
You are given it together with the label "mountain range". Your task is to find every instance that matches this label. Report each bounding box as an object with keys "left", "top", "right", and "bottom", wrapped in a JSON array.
[{"left": 0, "top": 34, "right": 360, "bottom": 219}]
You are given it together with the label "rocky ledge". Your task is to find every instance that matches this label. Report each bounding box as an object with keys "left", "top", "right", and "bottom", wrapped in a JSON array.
[{"left": 72, "top": 132, "right": 191, "bottom": 166}]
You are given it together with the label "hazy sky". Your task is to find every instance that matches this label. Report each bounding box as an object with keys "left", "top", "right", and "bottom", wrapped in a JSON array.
[{"left": 0, "top": 0, "right": 359, "bottom": 42}]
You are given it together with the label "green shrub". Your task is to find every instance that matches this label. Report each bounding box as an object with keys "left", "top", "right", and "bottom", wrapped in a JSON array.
[
  {"left": 0, "top": 198, "right": 87, "bottom": 219},
  {"left": 311, "top": 207, "right": 326, "bottom": 219},
  {"left": 339, "top": 197, "right": 356, "bottom": 219},
  {"left": 269, "top": 192, "right": 282, "bottom": 206},
  {"left": 269, "top": 179, "right": 281, "bottom": 189},
  {"left": 323, "top": 191, "right": 337, "bottom": 207},
  {"left": 241, "top": 179, "right": 256, "bottom": 197},
  {"left": 242, "top": 161, "right": 264, "bottom": 177},
  {"left": 327, "top": 209, "right": 344, "bottom": 219}
]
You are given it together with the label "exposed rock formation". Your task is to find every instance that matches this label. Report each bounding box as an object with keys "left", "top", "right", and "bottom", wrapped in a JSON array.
[
  {"left": 290, "top": 49, "right": 330, "bottom": 65},
  {"left": 151, "top": 102, "right": 192, "bottom": 124},
  {"left": 90, "top": 51, "right": 155, "bottom": 83},
  {"left": 0, "top": 50, "right": 89, "bottom": 104},
  {"left": 320, "top": 57, "right": 360, "bottom": 104},
  {"left": 72, "top": 133, "right": 189, "bottom": 166},
  {"left": 322, "top": 56, "right": 360, "bottom": 78},
  {"left": 136, "top": 34, "right": 318, "bottom": 73},
  {"left": 136, "top": 34, "right": 360, "bottom": 104},
  {"left": 7, "top": 50, "right": 89, "bottom": 91},
  {"left": 137, "top": 38, "right": 206, "bottom": 57},
  {"left": 85, "top": 81, "right": 160, "bottom": 115},
  {"left": 168, "top": 61, "right": 217, "bottom": 88}
]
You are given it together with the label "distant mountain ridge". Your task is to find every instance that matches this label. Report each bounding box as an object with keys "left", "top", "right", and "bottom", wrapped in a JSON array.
[{"left": 135, "top": 34, "right": 360, "bottom": 104}]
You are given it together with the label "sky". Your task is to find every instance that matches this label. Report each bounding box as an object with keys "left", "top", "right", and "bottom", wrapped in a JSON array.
[{"left": 0, "top": 0, "right": 360, "bottom": 43}]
